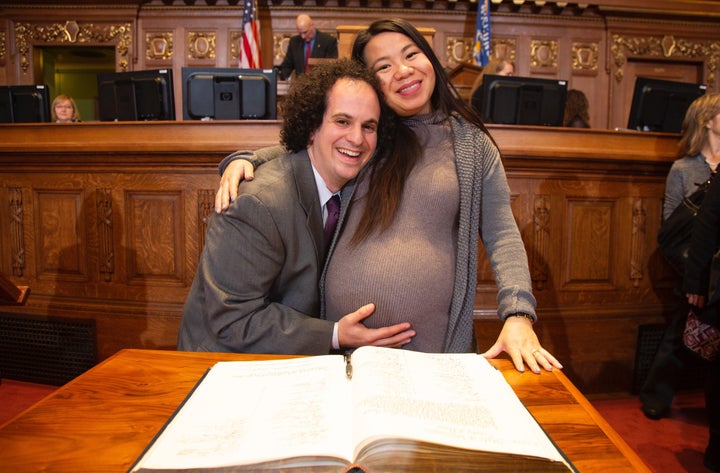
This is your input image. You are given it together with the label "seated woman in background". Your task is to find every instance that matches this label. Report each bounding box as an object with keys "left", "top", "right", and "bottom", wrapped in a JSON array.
[
  {"left": 469, "top": 58, "right": 515, "bottom": 115},
  {"left": 563, "top": 89, "right": 590, "bottom": 128},
  {"left": 52, "top": 94, "right": 80, "bottom": 123}
]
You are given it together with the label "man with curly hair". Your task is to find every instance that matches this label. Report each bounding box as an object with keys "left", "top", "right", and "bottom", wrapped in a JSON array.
[{"left": 178, "top": 59, "right": 414, "bottom": 354}]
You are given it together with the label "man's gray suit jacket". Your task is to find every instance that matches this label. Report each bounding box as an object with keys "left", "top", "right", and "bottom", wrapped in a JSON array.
[{"left": 177, "top": 150, "right": 344, "bottom": 355}]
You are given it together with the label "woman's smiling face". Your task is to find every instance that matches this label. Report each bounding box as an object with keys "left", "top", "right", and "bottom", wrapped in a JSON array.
[{"left": 362, "top": 31, "right": 436, "bottom": 117}]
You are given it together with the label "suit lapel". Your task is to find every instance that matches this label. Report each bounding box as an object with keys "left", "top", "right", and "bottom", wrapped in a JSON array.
[{"left": 290, "top": 150, "right": 324, "bottom": 265}]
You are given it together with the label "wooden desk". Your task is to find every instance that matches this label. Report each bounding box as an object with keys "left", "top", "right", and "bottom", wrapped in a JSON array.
[{"left": 0, "top": 349, "right": 649, "bottom": 472}]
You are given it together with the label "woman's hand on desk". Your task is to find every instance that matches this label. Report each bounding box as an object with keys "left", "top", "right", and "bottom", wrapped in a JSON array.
[{"left": 482, "top": 316, "right": 563, "bottom": 374}]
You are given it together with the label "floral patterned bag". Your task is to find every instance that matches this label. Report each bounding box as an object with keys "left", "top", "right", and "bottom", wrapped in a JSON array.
[{"left": 683, "top": 309, "right": 720, "bottom": 362}]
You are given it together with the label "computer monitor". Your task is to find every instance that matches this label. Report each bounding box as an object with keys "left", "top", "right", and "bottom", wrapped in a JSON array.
[
  {"left": 181, "top": 67, "right": 277, "bottom": 120},
  {"left": 627, "top": 77, "right": 706, "bottom": 133},
  {"left": 0, "top": 85, "right": 51, "bottom": 123},
  {"left": 96, "top": 69, "right": 175, "bottom": 121},
  {"left": 475, "top": 74, "right": 568, "bottom": 126}
]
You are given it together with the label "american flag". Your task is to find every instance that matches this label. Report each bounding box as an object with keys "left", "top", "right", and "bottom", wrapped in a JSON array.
[
  {"left": 473, "top": 0, "right": 491, "bottom": 66},
  {"left": 240, "top": 0, "right": 261, "bottom": 68}
]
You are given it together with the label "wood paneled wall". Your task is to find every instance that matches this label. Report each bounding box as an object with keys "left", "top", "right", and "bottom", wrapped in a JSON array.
[
  {"left": 1, "top": 1, "right": 719, "bottom": 129},
  {"left": 0, "top": 122, "right": 680, "bottom": 394}
]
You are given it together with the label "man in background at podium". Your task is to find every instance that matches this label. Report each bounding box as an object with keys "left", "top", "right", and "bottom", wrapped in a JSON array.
[{"left": 277, "top": 14, "right": 338, "bottom": 80}]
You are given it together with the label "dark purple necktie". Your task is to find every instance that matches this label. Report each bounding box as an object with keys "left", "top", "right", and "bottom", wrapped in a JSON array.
[
  {"left": 324, "top": 194, "right": 340, "bottom": 251},
  {"left": 304, "top": 41, "right": 312, "bottom": 72}
]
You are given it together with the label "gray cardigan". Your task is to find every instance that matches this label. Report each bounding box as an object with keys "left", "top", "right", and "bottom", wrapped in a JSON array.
[
  {"left": 663, "top": 153, "right": 715, "bottom": 220},
  {"left": 443, "top": 114, "right": 535, "bottom": 352}
]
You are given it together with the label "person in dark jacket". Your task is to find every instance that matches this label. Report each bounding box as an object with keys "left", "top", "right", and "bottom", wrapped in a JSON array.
[
  {"left": 682, "top": 93, "right": 720, "bottom": 473},
  {"left": 641, "top": 92, "right": 720, "bottom": 421},
  {"left": 277, "top": 14, "right": 338, "bottom": 80}
]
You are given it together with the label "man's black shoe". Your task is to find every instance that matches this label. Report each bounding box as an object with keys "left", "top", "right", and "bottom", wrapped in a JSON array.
[{"left": 641, "top": 403, "right": 669, "bottom": 420}]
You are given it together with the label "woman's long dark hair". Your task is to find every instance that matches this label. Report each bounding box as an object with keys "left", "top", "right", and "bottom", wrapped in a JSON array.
[{"left": 349, "top": 18, "right": 494, "bottom": 243}]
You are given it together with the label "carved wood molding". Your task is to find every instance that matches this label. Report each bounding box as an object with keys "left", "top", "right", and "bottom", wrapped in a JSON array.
[
  {"left": 571, "top": 41, "right": 599, "bottom": 75},
  {"left": 272, "top": 33, "right": 291, "bottom": 63},
  {"left": 198, "top": 190, "right": 214, "bottom": 251},
  {"left": 630, "top": 198, "right": 646, "bottom": 288},
  {"left": 230, "top": 30, "right": 241, "bottom": 65},
  {"left": 187, "top": 31, "right": 216, "bottom": 61},
  {"left": 531, "top": 194, "right": 550, "bottom": 290},
  {"left": 445, "top": 36, "right": 518, "bottom": 68},
  {"left": 9, "top": 188, "right": 25, "bottom": 278},
  {"left": 146, "top": 31, "right": 174, "bottom": 62},
  {"left": 97, "top": 188, "right": 114, "bottom": 283},
  {"left": 0, "top": 30, "right": 6, "bottom": 66},
  {"left": 14, "top": 20, "right": 132, "bottom": 74},
  {"left": 530, "top": 39, "right": 558, "bottom": 73},
  {"left": 611, "top": 33, "right": 720, "bottom": 89}
]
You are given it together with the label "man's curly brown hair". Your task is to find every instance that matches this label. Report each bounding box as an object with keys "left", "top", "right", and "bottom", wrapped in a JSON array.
[{"left": 280, "top": 58, "right": 395, "bottom": 153}]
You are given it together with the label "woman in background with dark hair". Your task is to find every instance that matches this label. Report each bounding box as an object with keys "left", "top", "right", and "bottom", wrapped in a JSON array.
[{"left": 563, "top": 89, "right": 590, "bottom": 128}]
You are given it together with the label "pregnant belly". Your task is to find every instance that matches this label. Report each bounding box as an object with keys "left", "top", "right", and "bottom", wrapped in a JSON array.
[{"left": 325, "top": 237, "right": 455, "bottom": 350}]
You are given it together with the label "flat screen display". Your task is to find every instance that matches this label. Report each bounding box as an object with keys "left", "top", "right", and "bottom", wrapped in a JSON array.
[
  {"left": 97, "top": 69, "right": 175, "bottom": 121},
  {"left": 475, "top": 74, "right": 568, "bottom": 126},
  {"left": 627, "top": 77, "right": 706, "bottom": 133},
  {"left": 181, "top": 67, "right": 277, "bottom": 120},
  {"left": 0, "top": 85, "right": 51, "bottom": 123}
]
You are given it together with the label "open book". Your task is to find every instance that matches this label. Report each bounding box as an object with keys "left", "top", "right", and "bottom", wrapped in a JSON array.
[{"left": 130, "top": 347, "right": 575, "bottom": 472}]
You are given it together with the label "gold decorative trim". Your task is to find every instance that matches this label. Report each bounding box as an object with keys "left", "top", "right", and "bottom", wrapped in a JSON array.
[
  {"left": 272, "top": 33, "right": 291, "bottom": 65},
  {"left": 571, "top": 41, "right": 599, "bottom": 75},
  {"left": 492, "top": 38, "right": 517, "bottom": 64},
  {"left": 446, "top": 37, "right": 472, "bottom": 67},
  {"left": 97, "top": 188, "right": 114, "bottom": 283},
  {"left": 444, "top": 37, "right": 517, "bottom": 68},
  {"left": 530, "top": 39, "right": 558, "bottom": 72},
  {"left": 0, "top": 31, "right": 6, "bottom": 65},
  {"left": 188, "top": 32, "right": 216, "bottom": 60},
  {"left": 14, "top": 21, "right": 132, "bottom": 74},
  {"left": 230, "top": 30, "right": 242, "bottom": 65},
  {"left": 611, "top": 33, "right": 720, "bottom": 87},
  {"left": 10, "top": 188, "right": 25, "bottom": 278},
  {"left": 146, "top": 32, "right": 173, "bottom": 61}
]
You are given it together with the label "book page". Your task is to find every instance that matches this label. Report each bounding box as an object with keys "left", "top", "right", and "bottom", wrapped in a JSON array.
[
  {"left": 348, "top": 347, "right": 567, "bottom": 465},
  {"left": 131, "top": 355, "right": 353, "bottom": 471}
]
